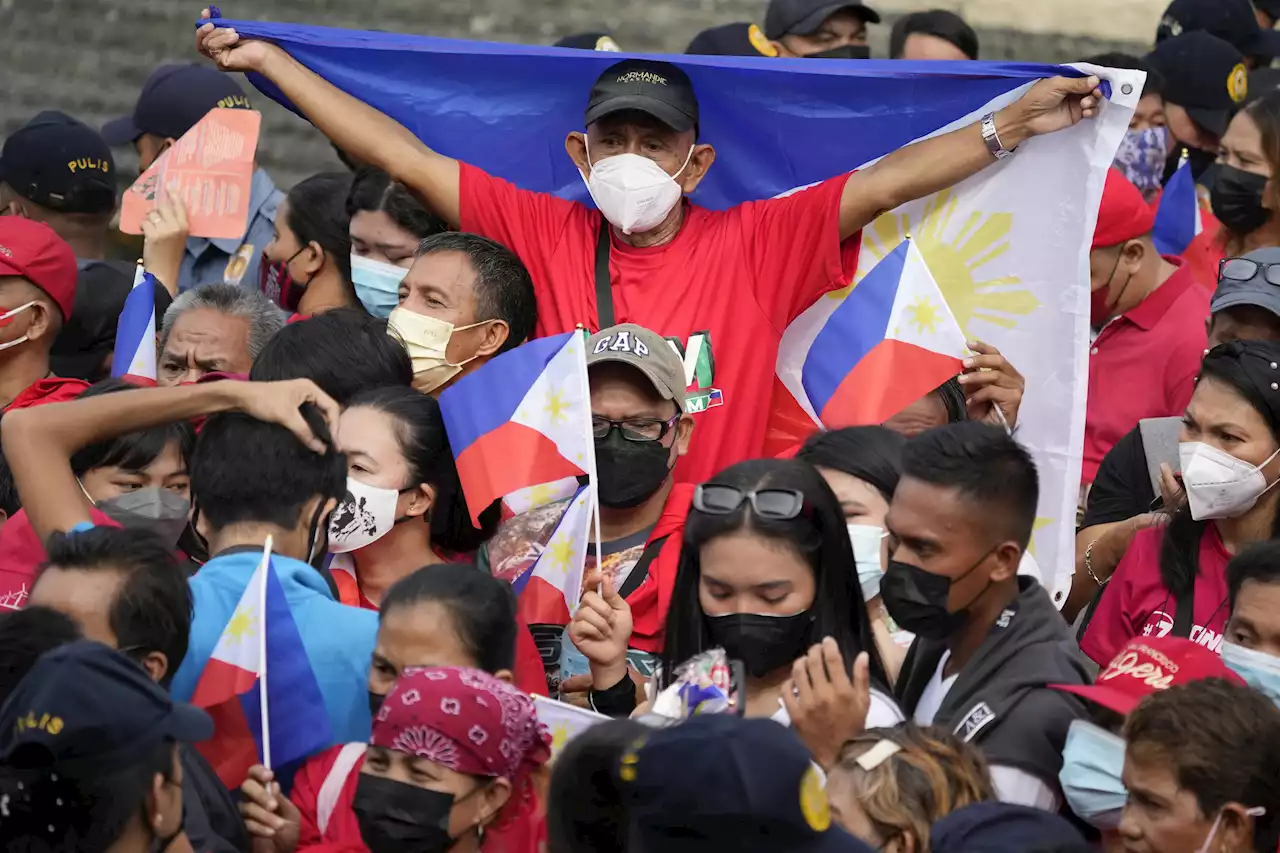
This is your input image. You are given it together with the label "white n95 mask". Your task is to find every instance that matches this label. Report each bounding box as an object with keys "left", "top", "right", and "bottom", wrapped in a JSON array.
[
  {"left": 387, "top": 306, "right": 486, "bottom": 394},
  {"left": 582, "top": 142, "right": 694, "bottom": 235},
  {"left": 329, "top": 476, "right": 401, "bottom": 553},
  {"left": 848, "top": 524, "right": 888, "bottom": 602},
  {"left": 1179, "top": 440, "right": 1280, "bottom": 520},
  {"left": 350, "top": 254, "right": 408, "bottom": 319}
]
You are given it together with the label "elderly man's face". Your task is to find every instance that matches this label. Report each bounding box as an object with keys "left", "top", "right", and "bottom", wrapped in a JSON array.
[{"left": 158, "top": 308, "right": 254, "bottom": 386}]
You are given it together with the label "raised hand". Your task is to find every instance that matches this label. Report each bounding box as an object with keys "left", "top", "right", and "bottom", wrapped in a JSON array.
[{"left": 196, "top": 7, "right": 277, "bottom": 74}]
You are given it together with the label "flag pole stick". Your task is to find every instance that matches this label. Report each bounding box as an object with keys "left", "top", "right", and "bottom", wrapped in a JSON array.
[
  {"left": 259, "top": 535, "right": 273, "bottom": 771},
  {"left": 574, "top": 331, "right": 604, "bottom": 594}
]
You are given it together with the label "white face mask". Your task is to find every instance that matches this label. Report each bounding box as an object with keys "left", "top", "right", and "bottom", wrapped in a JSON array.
[
  {"left": 0, "top": 301, "right": 37, "bottom": 353},
  {"left": 387, "top": 306, "right": 488, "bottom": 394},
  {"left": 582, "top": 140, "right": 694, "bottom": 235},
  {"left": 350, "top": 254, "right": 408, "bottom": 319},
  {"left": 328, "top": 476, "right": 403, "bottom": 553},
  {"left": 1179, "top": 441, "right": 1280, "bottom": 520},
  {"left": 848, "top": 524, "right": 887, "bottom": 602}
]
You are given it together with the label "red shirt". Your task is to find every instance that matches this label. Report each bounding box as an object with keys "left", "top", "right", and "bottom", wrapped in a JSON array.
[
  {"left": 291, "top": 743, "right": 544, "bottom": 853},
  {"left": 460, "top": 165, "right": 859, "bottom": 483},
  {"left": 0, "top": 508, "right": 120, "bottom": 612},
  {"left": 1080, "top": 524, "right": 1231, "bottom": 666},
  {"left": 1082, "top": 258, "right": 1209, "bottom": 482}
]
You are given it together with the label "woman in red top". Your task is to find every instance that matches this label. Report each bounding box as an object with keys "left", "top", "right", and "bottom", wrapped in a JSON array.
[
  {"left": 1206, "top": 92, "right": 1280, "bottom": 281},
  {"left": 327, "top": 386, "right": 499, "bottom": 608},
  {"left": 1082, "top": 340, "right": 1280, "bottom": 665},
  {"left": 239, "top": 564, "right": 549, "bottom": 852}
]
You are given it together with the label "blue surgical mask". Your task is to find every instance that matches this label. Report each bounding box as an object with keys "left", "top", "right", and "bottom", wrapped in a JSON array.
[
  {"left": 1060, "top": 719, "right": 1127, "bottom": 829},
  {"left": 848, "top": 524, "right": 886, "bottom": 602},
  {"left": 1222, "top": 640, "right": 1280, "bottom": 706},
  {"left": 1113, "top": 126, "right": 1169, "bottom": 197},
  {"left": 350, "top": 254, "right": 408, "bottom": 319}
]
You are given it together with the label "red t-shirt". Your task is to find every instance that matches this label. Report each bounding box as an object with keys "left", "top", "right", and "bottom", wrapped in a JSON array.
[
  {"left": 1080, "top": 524, "right": 1231, "bottom": 666},
  {"left": 0, "top": 508, "right": 120, "bottom": 612},
  {"left": 460, "top": 165, "right": 860, "bottom": 483},
  {"left": 1082, "top": 258, "right": 1210, "bottom": 483},
  {"left": 291, "top": 743, "right": 544, "bottom": 853}
]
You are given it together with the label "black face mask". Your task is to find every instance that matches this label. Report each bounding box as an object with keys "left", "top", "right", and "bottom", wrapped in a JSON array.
[
  {"left": 804, "top": 44, "right": 870, "bottom": 59},
  {"left": 1212, "top": 165, "right": 1273, "bottom": 236},
  {"left": 705, "top": 611, "right": 814, "bottom": 678},
  {"left": 353, "top": 774, "right": 475, "bottom": 853},
  {"left": 368, "top": 690, "right": 385, "bottom": 718},
  {"left": 593, "top": 431, "right": 673, "bottom": 509},
  {"left": 880, "top": 551, "right": 993, "bottom": 641}
]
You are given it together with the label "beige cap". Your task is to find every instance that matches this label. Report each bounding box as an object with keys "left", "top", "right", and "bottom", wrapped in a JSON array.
[{"left": 586, "top": 323, "right": 687, "bottom": 412}]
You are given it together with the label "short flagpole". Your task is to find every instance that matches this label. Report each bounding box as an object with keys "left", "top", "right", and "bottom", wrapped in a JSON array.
[
  {"left": 259, "top": 535, "right": 273, "bottom": 771},
  {"left": 574, "top": 330, "right": 604, "bottom": 593}
]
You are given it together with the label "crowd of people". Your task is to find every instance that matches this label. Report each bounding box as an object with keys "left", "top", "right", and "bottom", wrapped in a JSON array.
[{"left": 6, "top": 0, "right": 1280, "bottom": 851}]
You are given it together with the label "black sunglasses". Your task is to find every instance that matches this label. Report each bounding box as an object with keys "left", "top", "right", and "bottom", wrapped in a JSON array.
[
  {"left": 1219, "top": 257, "right": 1280, "bottom": 287},
  {"left": 693, "top": 485, "right": 807, "bottom": 520}
]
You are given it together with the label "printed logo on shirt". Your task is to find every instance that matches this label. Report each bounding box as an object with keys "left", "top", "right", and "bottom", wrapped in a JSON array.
[
  {"left": 665, "top": 331, "right": 724, "bottom": 413},
  {"left": 1188, "top": 624, "right": 1223, "bottom": 652},
  {"left": 955, "top": 701, "right": 997, "bottom": 743},
  {"left": 0, "top": 583, "right": 28, "bottom": 611},
  {"left": 1139, "top": 612, "right": 1224, "bottom": 652}
]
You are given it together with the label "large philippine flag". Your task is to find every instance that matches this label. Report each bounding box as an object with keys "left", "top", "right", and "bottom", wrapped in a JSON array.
[
  {"left": 798, "top": 237, "right": 967, "bottom": 428},
  {"left": 513, "top": 484, "right": 594, "bottom": 627},
  {"left": 1152, "top": 159, "right": 1203, "bottom": 257},
  {"left": 439, "top": 332, "right": 594, "bottom": 525},
  {"left": 190, "top": 544, "right": 332, "bottom": 788},
  {"left": 111, "top": 265, "right": 158, "bottom": 384}
]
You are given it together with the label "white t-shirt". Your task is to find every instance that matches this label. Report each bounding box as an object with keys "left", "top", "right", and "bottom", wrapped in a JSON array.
[
  {"left": 914, "top": 654, "right": 1062, "bottom": 812},
  {"left": 773, "top": 686, "right": 904, "bottom": 729}
]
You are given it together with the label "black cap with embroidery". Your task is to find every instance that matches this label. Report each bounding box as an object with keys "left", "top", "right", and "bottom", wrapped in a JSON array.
[
  {"left": 0, "top": 641, "right": 211, "bottom": 775},
  {"left": 686, "top": 22, "right": 778, "bottom": 56},
  {"left": 1156, "top": 0, "right": 1280, "bottom": 58},
  {"left": 764, "top": 0, "right": 881, "bottom": 40},
  {"left": 0, "top": 111, "right": 116, "bottom": 215},
  {"left": 554, "top": 32, "right": 623, "bottom": 51},
  {"left": 1146, "top": 31, "right": 1248, "bottom": 137},
  {"left": 584, "top": 59, "right": 699, "bottom": 133},
  {"left": 103, "top": 63, "right": 252, "bottom": 146}
]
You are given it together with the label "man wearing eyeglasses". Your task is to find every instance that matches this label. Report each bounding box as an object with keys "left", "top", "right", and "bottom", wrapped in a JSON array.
[{"left": 480, "top": 323, "right": 695, "bottom": 705}]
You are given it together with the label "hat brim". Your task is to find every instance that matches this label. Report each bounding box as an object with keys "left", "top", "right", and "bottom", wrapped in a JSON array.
[
  {"left": 101, "top": 115, "right": 143, "bottom": 146},
  {"left": 587, "top": 353, "right": 684, "bottom": 410},
  {"left": 164, "top": 702, "right": 214, "bottom": 744},
  {"left": 785, "top": 3, "right": 882, "bottom": 37},
  {"left": 1048, "top": 682, "right": 1140, "bottom": 716},
  {"left": 1210, "top": 285, "right": 1280, "bottom": 319},
  {"left": 1245, "top": 28, "right": 1280, "bottom": 58},
  {"left": 1184, "top": 105, "right": 1230, "bottom": 139},
  {"left": 584, "top": 95, "right": 696, "bottom": 133}
]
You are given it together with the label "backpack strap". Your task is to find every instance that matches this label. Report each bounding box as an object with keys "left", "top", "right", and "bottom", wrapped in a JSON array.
[
  {"left": 594, "top": 217, "right": 614, "bottom": 329},
  {"left": 617, "top": 535, "right": 669, "bottom": 600},
  {"left": 317, "top": 742, "right": 366, "bottom": 836}
]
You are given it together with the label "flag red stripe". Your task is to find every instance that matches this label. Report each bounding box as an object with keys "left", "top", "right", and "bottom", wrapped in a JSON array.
[
  {"left": 191, "top": 657, "right": 259, "bottom": 708},
  {"left": 194, "top": 697, "right": 260, "bottom": 789},
  {"left": 455, "top": 421, "right": 583, "bottom": 525},
  {"left": 821, "top": 340, "right": 963, "bottom": 427}
]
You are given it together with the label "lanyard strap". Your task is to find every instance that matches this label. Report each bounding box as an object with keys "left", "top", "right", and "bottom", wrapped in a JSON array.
[{"left": 594, "top": 217, "right": 614, "bottom": 329}]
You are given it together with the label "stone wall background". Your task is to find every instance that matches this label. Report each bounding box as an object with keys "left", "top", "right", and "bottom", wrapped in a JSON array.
[{"left": 1, "top": 0, "right": 1156, "bottom": 190}]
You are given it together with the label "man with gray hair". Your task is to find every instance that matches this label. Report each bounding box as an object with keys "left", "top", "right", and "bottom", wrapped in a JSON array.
[{"left": 157, "top": 283, "right": 284, "bottom": 385}]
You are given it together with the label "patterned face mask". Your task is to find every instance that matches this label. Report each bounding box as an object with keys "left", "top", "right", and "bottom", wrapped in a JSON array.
[{"left": 1114, "top": 127, "right": 1169, "bottom": 196}]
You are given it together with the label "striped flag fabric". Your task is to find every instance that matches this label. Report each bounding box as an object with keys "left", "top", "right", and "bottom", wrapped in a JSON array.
[
  {"left": 513, "top": 484, "right": 594, "bottom": 628},
  {"left": 111, "top": 265, "right": 158, "bottom": 384},
  {"left": 1152, "top": 159, "right": 1203, "bottom": 257}
]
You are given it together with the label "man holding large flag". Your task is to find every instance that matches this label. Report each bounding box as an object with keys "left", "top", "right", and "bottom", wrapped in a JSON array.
[{"left": 195, "top": 10, "right": 1103, "bottom": 483}]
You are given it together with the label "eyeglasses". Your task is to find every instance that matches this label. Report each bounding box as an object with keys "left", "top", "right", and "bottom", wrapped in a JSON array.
[
  {"left": 693, "top": 485, "right": 807, "bottom": 520},
  {"left": 1219, "top": 257, "right": 1280, "bottom": 287},
  {"left": 592, "top": 415, "right": 679, "bottom": 443}
]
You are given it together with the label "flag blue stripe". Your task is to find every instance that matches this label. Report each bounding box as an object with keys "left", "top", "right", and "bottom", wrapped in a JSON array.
[
  {"left": 211, "top": 18, "right": 1092, "bottom": 210},
  {"left": 111, "top": 271, "right": 156, "bottom": 378},
  {"left": 1152, "top": 162, "right": 1197, "bottom": 256},
  {"left": 242, "top": 558, "right": 332, "bottom": 768},
  {"left": 801, "top": 241, "right": 905, "bottom": 413},
  {"left": 439, "top": 333, "right": 574, "bottom": 455}
]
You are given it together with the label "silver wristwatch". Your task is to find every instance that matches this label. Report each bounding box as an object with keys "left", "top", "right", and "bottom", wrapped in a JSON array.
[{"left": 981, "top": 112, "right": 1013, "bottom": 160}]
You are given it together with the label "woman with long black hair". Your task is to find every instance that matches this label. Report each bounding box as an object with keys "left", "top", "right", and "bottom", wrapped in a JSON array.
[{"left": 1082, "top": 340, "right": 1280, "bottom": 665}]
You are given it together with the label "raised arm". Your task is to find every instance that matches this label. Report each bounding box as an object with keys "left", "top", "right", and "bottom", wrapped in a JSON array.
[
  {"left": 1, "top": 380, "right": 339, "bottom": 542},
  {"left": 195, "top": 9, "right": 462, "bottom": 228},
  {"left": 838, "top": 75, "right": 1103, "bottom": 241}
]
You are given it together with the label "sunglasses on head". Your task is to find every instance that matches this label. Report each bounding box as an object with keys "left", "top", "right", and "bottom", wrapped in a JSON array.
[
  {"left": 1219, "top": 257, "right": 1280, "bottom": 287},
  {"left": 693, "top": 484, "right": 808, "bottom": 520}
]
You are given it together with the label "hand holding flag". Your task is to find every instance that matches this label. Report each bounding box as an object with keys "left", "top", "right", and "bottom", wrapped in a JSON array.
[{"left": 112, "top": 264, "right": 158, "bottom": 385}]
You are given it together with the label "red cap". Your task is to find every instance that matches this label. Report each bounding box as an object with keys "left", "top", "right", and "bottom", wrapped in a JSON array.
[
  {"left": 1051, "top": 636, "right": 1245, "bottom": 715},
  {"left": 1092, "top": 168, "right": 1157, "bottom": 250},
  {"left": 0, "top": 218, "right": 77, "bottom": 320}
]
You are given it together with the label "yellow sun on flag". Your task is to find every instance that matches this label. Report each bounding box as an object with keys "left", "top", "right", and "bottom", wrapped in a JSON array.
[
  {"left": 855, "top": 190, "right": 1039, "bottom": 335},
  {"left": 544, "top": 387, "right": 571, "bottom": 424},
  {"left": 525, "top": 483, "right": 559, "bottom": 508},
  {"left": 225, "top": 606, "right": 256, "bottom": 645},
  {"left": 551, "top": 721, "right": 572, "bottom": 752},
  {"left": 1025, "top": 516, "right": 1053, "bottom": 560},
  {"left": 905, "top": 297, "right": 942, "bottom": 335},
  {"left": 545, "top": 536, "right": 576, "bottom": 576}
]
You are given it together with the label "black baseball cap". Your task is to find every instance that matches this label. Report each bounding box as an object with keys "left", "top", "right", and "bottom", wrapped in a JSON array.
[
  {"left": 0, "top": 641, "right": 211, "bottom": 775},
  {"left": 686, "top": 22, "right": 778, "bottom": 56},
  {"left": 554, "top": 32, "right": 623, "bottom": 51},
  {"left": 1258, "top": 0, "right": 1280, "bottom": 18},
  {"left": 1213, "top": 247, "right": 1280, "bottom": 320},
  {"left": 1156, "top": 0, "right": 1280, "bottom": 58},
  {"left": 930, "top": 802, "right": 1087, "bottom": 853},
  {"left": 765, "top": 0, "right": 882, "bottom": 41},
  {"left": 1146, "top": 31, "right": 1248, "bottom": 137},
  {"left": 584, "top": 59, "right": 699, "bottom": 133},
  {"left": 621, "top": 714, "right": 875, "bottom": 853},
  {"left": 0, "top": 111, "right": 116, "bottom": 215},
  {"left": 103, "top": 63, "right": 252, "bottom": 146}
]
